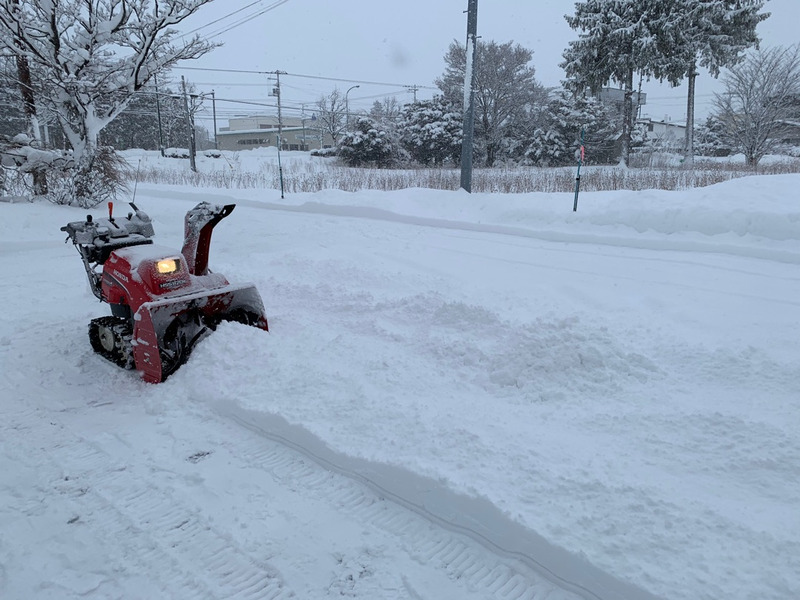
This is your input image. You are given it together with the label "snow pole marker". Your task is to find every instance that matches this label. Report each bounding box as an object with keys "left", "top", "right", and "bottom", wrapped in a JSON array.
[{"left": 573, "top": 127, "right": 585, "bottom": 212}]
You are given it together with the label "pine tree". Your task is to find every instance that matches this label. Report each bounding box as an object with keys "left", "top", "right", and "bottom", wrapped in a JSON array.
[
  {"left": 647, "top": 0, "right": 768, "bottom": 163},
  {"left": 399, "top": 96, "right": 462, "bottom": 166},
  {"left": 337, "top": 116, "right": 398, "bottom": 168},
  {"left": 526, "top": 89, "right": 619, "bottom": 167},
  {"left": 561, "top": 1, "right": 657, "bottom": 166}
]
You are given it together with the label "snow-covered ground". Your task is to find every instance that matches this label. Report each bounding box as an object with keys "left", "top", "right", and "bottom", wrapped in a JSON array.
[{"left": 1, "top": 150, "right": 798, "bottom": 600}]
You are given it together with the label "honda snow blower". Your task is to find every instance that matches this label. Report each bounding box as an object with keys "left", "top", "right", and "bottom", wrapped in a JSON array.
[{"left": 61, "top": 201, "right": 268, "bottom": 383}]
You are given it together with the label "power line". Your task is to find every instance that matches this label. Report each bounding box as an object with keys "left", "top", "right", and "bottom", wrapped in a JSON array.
[
  {"left": 175, "top": 66, "right": 437, "bottom": 90},
  {"left": 179, "top": 0, "right": 294, "bottom": 40}
]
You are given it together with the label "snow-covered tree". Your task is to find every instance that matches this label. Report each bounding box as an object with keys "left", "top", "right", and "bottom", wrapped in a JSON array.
[
  {"left": 0, "top": 0, "right": 217, "bottom": 206},
  {"left": 647, "top": 0, "right": 768, "bottom": 163},
  {"left": 695, "top": 116, "right": 733, "bottom": 157},
  {"left": 437, "top": 40, "right": 545, "bottom": 167},
  {"left": 0, "top": 57, "right": 28, "bottom": 143},
  {"left": 399, "top": 96, "right": 462, "bottom": 166},
  {"left": 337, "top": 116, "right": 399, "bottom": 168},
  {"left": 712, "top": 46, "right": 800, "bottom": 166},
  {"left": 369, "top": 97, "right": 403, "bottom": 129},
  {"left": 316, "top": 88, "right": 347, "bottom": 146},
  {"left": 561, "top": 1, "right": 659, "bottom": 166},
  {"left": 525, "top": 89, "right": 618, "bottom": 167}
]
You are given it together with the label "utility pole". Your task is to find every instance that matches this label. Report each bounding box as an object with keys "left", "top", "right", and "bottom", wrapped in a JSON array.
[
  {"left": 181, "top": 76, "right": 196, "bottom": 172},
  {"left": 154, "top": 73, "right": 165, "bottom": 156},
  {"left": 459, "top": 0, "right": 478, "bottom": 192},
  {"left": 301, "top": 104, "right": 308, "bottom": 151},
  {"left": 271, "top": 70, "right": 286, "bottom": 150},
  {"left": 407, "top": 85, "right": 419, "bottom": 102},
  {"left": 211, "top": 89, "right": 218, "bottom": 150}
]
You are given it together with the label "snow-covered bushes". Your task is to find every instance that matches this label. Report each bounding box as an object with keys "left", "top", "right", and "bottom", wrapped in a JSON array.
[{"left": 337, "top": 117, "right": 401, "bottom": 168}]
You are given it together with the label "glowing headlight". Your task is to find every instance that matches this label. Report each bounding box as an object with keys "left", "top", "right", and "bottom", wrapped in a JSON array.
[{"left": 156, "top": 258, "right": 180, "bottom": 274}]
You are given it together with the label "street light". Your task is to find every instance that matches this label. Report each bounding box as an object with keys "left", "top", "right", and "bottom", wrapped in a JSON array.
[{"left": 345, "top": 85, "right": 360, "bottom": 130}]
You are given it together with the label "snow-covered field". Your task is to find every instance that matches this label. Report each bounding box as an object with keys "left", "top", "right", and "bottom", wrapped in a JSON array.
[{"left": 1, "top": 150, "right": 798, "bottom": 600}]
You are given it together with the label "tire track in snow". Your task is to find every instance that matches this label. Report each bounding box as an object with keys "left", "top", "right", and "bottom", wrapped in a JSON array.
[
  {"left": 225, "top": 426, "right": 579, "bottom": 600},
  {"left": 0, "top": 407, "right": 215, "bottom": 599},
  {"left": 42, "top": 435, "right": 294, "bottom": 600},
  {"left": 219, "top": 404, "right": 661, "bottom": 600}
]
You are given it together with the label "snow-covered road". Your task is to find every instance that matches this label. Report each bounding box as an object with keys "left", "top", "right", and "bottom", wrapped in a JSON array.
[{"left": 2, "top": 173, "right": 799, "bottom": 599}]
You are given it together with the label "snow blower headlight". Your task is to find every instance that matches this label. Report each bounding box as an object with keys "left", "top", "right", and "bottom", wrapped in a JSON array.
[{"left": 156, "top": 258, "right": 181, "bottom": 274}]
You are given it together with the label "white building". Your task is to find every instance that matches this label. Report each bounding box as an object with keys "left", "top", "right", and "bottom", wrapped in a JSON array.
[
  {"left": 639, "top": 117, "right": 687, "bottom": 150},
  {"left": 216, "top": 115, "right": 334, "bottom": 152}
]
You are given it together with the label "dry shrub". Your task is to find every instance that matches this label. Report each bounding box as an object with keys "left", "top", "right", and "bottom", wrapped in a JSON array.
[{"left": 133, "top": 158, "right": 800, "bottom": 194}]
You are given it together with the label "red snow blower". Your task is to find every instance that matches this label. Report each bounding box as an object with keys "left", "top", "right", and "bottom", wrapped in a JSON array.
[{"left": 61, "top": 201, "right": 268, "bottom": 383}]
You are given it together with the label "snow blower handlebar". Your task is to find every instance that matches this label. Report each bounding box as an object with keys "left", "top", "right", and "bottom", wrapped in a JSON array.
[
  {"left": 181, "top": 202, "right": 236, "bottom": 276},
  {"left": 61, "top": 202, "right": 156, "bottom": 300}
]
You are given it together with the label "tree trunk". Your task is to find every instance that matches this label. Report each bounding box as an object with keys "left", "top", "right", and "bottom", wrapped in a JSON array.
[
  {"left": 621, "top": 68, "right": 634, "bottom": 167},
  {"left": 684, "top": 63, "right": 697, "bottom": 166},
  {"left": 14, "top": 24, "right": 48, "bottom": 196}
]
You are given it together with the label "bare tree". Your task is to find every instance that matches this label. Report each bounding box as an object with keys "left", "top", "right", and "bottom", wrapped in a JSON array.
[
  {"left": 315, "top": 88, "right": 347, "bottom": 146},
  {"left": 713, "top": 46, "right": 800, "bottom": 167},
  {"left": 438, "top": 40, "right": 545, "bottom": 167},
  {"left": 0, "top": 0, "right": 217, "bottom": 206}
]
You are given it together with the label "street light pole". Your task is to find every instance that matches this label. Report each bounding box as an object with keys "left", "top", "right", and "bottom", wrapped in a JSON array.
[{"left": 345, "top": 85, "right": 360, "bottom": 130}]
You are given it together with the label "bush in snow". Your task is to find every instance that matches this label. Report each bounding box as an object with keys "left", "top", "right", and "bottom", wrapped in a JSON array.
[
  {"left": 399, "top": 96, "right": 462, "bottom": 167},
  {"left": 311, "top": 148, "right": 337, "bottom": 158},
  {"left": 44, "top": 146, "right": 130, "bottom": 208},
  {"left": 165, "top": 148, "right": 191, "bottom": 159},
  {"left": 337, "top": 117, "right": 400, "bottom": 168},
  {"left": 0, "top": 134, "right": 81, "bottom": 204}
]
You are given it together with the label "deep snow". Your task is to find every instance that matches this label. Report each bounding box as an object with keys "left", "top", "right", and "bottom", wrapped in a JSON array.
[{"left": 1, "top": 150, "right": 799, "bottom": 600}]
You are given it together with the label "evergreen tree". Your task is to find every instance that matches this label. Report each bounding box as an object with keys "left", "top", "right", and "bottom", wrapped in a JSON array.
[
  {"left": 399, "top": 96, "right": 462, "bottom": 166},
  {"left": 437, "top": 40, "right": 545, "bottom": 167},
  {"left": 648, "top": 0, "right": 768, "bottom": 163},
  {"left": 337, "top": 116, "right": 398, "bottom": 167},
  {"left": 526, "top": 89, "right": 618, "bottom": 166},
  {"left": 695, "top": 116, "right": 733, "bottom": 157},
  {"left": 561, "top": 1, "right": 657, "bottom": 166}
]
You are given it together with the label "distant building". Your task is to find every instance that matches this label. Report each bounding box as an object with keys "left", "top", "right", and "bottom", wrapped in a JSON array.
[
  {"left": 597, "top": 87, "right": 647, "bottom": 116},
  {"left": 216, "top": 115, "right": 334, "bottom": 152},
  {"left": 638, "top": 117, "right": 687, "bottom": 150}
]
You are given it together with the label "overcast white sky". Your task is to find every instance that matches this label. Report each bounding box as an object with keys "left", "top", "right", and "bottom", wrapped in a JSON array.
[{"left": 174, "top": 0, "right": 798, "bottom": 129}]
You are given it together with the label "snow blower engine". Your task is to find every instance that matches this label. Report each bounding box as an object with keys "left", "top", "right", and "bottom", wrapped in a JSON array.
[{"left": 61, "top": 201, "right": 268, "bottom": 383}]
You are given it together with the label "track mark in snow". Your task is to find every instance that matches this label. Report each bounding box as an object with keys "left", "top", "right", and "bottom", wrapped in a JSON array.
[
  {"left": 48, "top": 439, "right": 293, "bottom": 600},
  {"left": 229, "top": 431, "right": 582, "bottom": 600}
]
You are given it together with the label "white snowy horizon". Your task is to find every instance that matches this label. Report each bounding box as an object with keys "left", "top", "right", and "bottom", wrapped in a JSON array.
[{"left": 1, "top": 149, "right": 798, "bottom": 599}]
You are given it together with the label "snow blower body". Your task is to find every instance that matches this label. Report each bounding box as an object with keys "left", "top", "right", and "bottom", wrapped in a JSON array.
[{"left": 61, "top": 201, "right": 268, "bottom": 383}]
